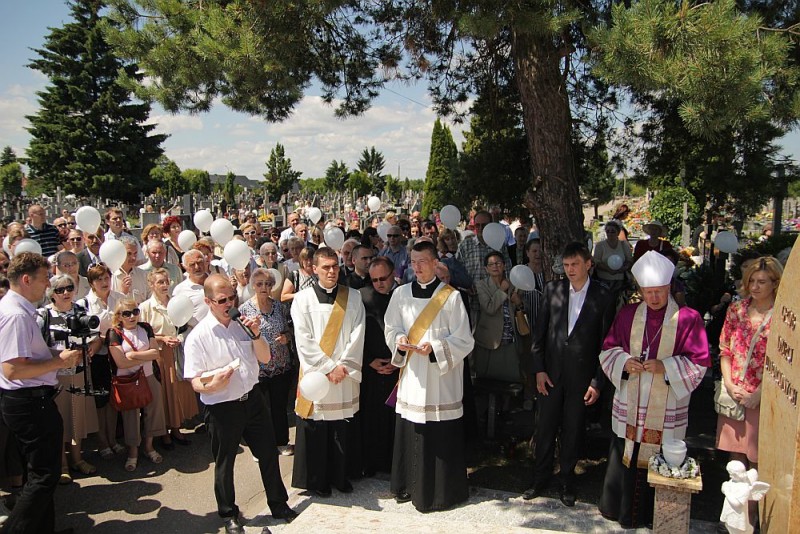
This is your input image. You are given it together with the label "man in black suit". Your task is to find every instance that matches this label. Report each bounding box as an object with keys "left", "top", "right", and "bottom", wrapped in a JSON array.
[
  {"left": 77, "top": 230, "right": 103, "bottom": 278},
  {"left": 523, "top": 241, "right": 615, "bottom": 507}
]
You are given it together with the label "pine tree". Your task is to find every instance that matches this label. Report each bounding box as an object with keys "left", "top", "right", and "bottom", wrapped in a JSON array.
[
  {"left": 264, "top": 143, "right": 302, "bottom": 199},
  {"left": 324, "top": 160, "right": 349, "bottom": 191},
  {"left": 25, "top": 0, "right": 165, "bottom": 201},
  {"left": 357, "top": 146, "right": 386, "bottom": 192},
  {"left": 0, "top": 147, "right": 17, "bottom": 167},
  {"left": 422, "top": 119, "right": 457, "bottom": 217}
]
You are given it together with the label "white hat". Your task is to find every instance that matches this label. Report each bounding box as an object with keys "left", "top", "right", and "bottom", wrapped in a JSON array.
[
  {"left": 631, "top": 251, "right": 674, "bottom": 288},
  {"left": 643, "top": 220, "right": 666, "bottom": 238}
]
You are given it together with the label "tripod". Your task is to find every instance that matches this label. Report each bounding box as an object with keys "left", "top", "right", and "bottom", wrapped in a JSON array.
[{"left": 67, "top": 332, "right": 108, "bottom": 398}]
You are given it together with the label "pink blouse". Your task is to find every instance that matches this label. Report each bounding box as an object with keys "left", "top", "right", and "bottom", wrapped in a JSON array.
[{"left": 719, "top": 298, "right": 771, "bottom": 392}]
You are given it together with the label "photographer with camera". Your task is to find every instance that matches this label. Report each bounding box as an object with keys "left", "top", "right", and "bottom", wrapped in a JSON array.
[
  {"left": 38, "top": 274, "right": 104, "bottom": 484},
  {"left": 0, "top": 252, "right": 82, "bottom": 534}
]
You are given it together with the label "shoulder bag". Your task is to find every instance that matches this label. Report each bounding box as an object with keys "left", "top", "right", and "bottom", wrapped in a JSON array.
[
  {"left": 714, "top": 309, "right": 772, "bottom": 421},
  {"left": 109, "top": 328, "right": 153, "bottom": 412}
]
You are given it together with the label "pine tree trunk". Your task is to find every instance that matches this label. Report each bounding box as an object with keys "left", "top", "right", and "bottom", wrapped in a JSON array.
[{"left": 511, "top": 30, "right": 584, "bottom": 277}]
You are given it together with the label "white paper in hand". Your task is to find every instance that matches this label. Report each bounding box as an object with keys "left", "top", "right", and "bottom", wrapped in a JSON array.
[{"left": 200, "top": 358, "right": 241, "bottom": 379}]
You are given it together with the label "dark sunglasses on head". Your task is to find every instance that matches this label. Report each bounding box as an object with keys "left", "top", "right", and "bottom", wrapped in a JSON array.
[
  {"left": 371, "top": 274, "right": 392, "bottom": 283},
  {"left": 121, "top": 308, "right": 141, "bottom": 318},
  {"left": 209, "top": 295, "right": 236, "bottom": 305},
  {"left": 53, "top": 285, "right": 75, "bottom": 295}
]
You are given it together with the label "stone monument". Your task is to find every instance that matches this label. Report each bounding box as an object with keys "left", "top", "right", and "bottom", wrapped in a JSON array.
[{"left": 759, "top": 240, "right": 800, "bottom": 532}]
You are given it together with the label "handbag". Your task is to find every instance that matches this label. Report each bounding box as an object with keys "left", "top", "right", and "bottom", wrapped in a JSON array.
[
  {"left": 515, "top": 310, "right": 530, "bottom": 336},
  {"left": 110, "top": 367, "right": 152, "bottom": 412},
  {"left": 714, "top": 308, "right": 772, "bottom": 421}
]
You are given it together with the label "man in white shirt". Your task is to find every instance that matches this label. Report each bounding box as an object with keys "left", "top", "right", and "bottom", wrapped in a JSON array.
[
  {"left": 184, "top": 274, "right": 297, "bottom": 534},
  {"left": 524, "top": 242, "right": 615, "bottom": 507},
  {"left": 110, "top": 236, "right": 150, "bottom": 304},
  {"left": 173, "top": 250, "right": 210, "bottom": 328},
  {"left": 279, "top": 212, "right": 300, "bottom": 243}
]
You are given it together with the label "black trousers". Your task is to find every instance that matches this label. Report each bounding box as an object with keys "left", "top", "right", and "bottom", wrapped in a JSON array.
[
  {"left": 599, "top": 437, "right": 654, "bottom": 528},
  {"left": 0, "top": 389, "right": 63, "bottom": 534},
  {"left": 257, "top": 372, "right": 292, "bottom": 447},
  {"left": 204, "top": 387, "right": 288, "bottom": 518},
  {"left": 533, "top": 380, "right": 587, "bottom": 488}
]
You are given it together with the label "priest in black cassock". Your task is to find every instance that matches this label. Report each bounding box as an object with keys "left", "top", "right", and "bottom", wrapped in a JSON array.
[
  {"left": 345, "top": 245, "right": 374, "bottom": 289},
  {"left": 358, "top": 256, "right": 398, "bottom": 476},
  {"left": 384, "top": 240, "right": 475, "bottom": 512}
]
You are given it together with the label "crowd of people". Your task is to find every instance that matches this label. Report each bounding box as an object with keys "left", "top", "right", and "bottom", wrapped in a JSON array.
[{"left": 0, "top": 201, "right": 785, "bottom": 533}]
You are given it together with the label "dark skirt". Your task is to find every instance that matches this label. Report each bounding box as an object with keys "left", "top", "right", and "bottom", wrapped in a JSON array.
[
  {"left": 390, "top": 415, "right": 468, "bottom": 512},
  {"left": 360, "top": 366, "right": 397, "bottom": 474},
  {"left": 598, "top": 437, "right": 654, "bottom": 528},
  {"left": 292, "top": 417, "right": 360, "bottom": 491}
]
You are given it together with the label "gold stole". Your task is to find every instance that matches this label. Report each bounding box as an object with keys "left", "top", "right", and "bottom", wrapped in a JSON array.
[
  {"left": 296, "top": 288, "right": 350, "bottom": 418},
  {"left": 391, "top": 284, "right": 455, "bottom": 387},
  {"left": 623, "top": 298, "right": 679, "bottom": 468}
]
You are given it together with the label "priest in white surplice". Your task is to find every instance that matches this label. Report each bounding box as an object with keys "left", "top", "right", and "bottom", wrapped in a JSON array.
[
  {"left": 291, "top": 248, "right": 365, "bottom": 497},
  {"left": 598, "top": 251, "right": 711, "bottom": 529},
  {"left": 384, "top": 240, "right": 475, "bottom": 512}
]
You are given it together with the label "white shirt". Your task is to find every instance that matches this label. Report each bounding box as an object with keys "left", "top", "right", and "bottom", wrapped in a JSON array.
[
  {"left": 173, "top": 278, "right": 209, "bottom": 327},
  {"left": 568, "top": 279, "right": 590, "bottom": 336},
  {"left": 111, "top": 266, "right": 151, "bottom": 304},
  {"left": 0, "top": 290, "right": 57, "bottom": 389},
  {"left": 183, "top": 312, "right": 259, "bottom": 405}
]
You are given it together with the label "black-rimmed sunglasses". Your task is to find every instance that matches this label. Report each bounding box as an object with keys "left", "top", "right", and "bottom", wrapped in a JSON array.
[
  {"left": 53, "top": 285, "right": 75, "bottom": 295},
  {"left": 121, "top": 308, "right": 141, "bottom": 318}
]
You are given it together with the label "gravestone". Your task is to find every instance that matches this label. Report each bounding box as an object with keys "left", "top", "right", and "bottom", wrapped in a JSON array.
[{"left": 759, "top": 240, "right": 800, "bottom": 532}]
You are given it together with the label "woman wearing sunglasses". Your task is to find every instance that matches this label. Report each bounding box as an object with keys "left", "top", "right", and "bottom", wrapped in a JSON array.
[
  {"left": 108, "top": 299, "right": 167, "bottom": 471},
  {"left": 38, "top": 274, "right": 104, "bottom": 483},
  {"left": 54, "top": 250, "right": 90, "bottom": 299},
  {"left": 140, "top": 268, "right": 199, "bottom": 449}
]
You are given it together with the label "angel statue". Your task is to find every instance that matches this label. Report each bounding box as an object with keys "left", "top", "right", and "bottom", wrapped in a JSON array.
[{"left": 720, "top": 460, "right": 770, "bottom": 534}]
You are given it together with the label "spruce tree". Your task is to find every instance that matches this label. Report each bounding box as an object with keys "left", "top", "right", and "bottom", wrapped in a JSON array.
[
  {"left": 356, "top": 146, "right": 386, "bottom": 193},
  {"left": 0, "top": 147, "right": 17, "bottom": 167},
  {"left": 264, "top": 143, "right": 302, "bottom": 199},
  {"left": 25, "top": 0, "right": 165, "bottom": 201},
  {"left": 422, "top": 119, "right": 457, "bottom": 218},
  {"left": 324, "top": 160, "right": 350, "bottom": 191}
]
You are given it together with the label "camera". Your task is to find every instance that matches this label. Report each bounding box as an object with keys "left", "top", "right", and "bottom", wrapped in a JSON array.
[{"left": 66, "top": 309, "right": 100, "bottom": 337}]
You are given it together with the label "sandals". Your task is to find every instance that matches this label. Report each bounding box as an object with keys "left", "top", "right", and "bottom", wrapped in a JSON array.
[
  {"left": 144, "top": 449, "right": 163, "bottom": 464},
  {"left": 98, "top": 448, "right": 114, "bottom": 460},
  {"left": 111, "top": 443, "right": 126, "bottom": 455},
  {"left": 59, "top": 468, "right": 72, "bottom": 485},
  {"left": 124, "top": 456, "right": 138, "bottom": 472},
  {"left": 70, "top": 460, "right": 97, "bottom": 475}
]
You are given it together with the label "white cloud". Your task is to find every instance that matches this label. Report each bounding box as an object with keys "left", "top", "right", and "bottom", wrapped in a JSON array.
[{"left": 146, "top": 114, "right": 204, "bottom": 135}]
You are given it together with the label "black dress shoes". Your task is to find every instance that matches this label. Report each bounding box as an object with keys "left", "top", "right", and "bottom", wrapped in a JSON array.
[
  {"left": 312, "top": 487, "right": 332, "bottom": 498},
  {"left": 224, "top": 516, "right": 245, "bottom": 534},
  {"left": 394, "top": 491, "right": 412, "bottom": 504},
  {"left": 559, "top": 486, "right": 576, "bottom": 507},
  {"left": 271, "top": 505, "right": 298, "bottom": 523},
  {"left": 522, "top": 485, "right": 546, "bottom": 501},
  {"left": 336, "top": 481, "right": 354, "bottom": 493}
]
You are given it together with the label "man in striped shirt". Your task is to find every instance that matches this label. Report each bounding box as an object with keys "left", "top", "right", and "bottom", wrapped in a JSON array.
[{"left": 24, "top": 204, "right": 61, "bottom": 257}]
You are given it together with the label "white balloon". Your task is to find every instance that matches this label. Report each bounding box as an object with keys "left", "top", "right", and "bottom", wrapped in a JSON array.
[
  {"left": 607, "top": 255, "right": 624, "bottom": 270},
  {"left": 224, "top": 240, "right": 251, "bottom": 270},
  {"left": 377, "top": 221, "right": 391, "bottom": 241},
  {"left": 166, "top": 295, "right": 194, "bottom": 327},
  {"left": 14, "top": 239, "right": 42, "bottom": 256},
  {"left": 714, "top": 231, "right": 739, "bottom": 254},
  {"left": 440, "top": 205, "right": 461, "bottom": 230},
  {"left": 367, "top": 196, "right": 381, "bottom": 212},
  {"left": 299, "top": 372, "right": 330, "bottom": 402},
  {"left": 99, "top": 240, "right": 127, "bottom": 272},
  {"left": 193, "top": 209, "right": 214, "bottom": 233},
  {"left": 509, "top": 265, "right": 536, "bottom": 291},
  {"left": 75, "top": 206, "right": 101, "bottom": 233},
  {"left": 307, "top": 207, "right": 322, "bottom": 224},
  {"left": 482, "top": 222, "right": 506, "bottom": 251},
  {"left": 324, "top": 227, "right": 345, "bottom": 251},
  {"left": 2, "top": 235, "right": 9, "bottom": 255},
  {"left": 177, "top": 229, "right": 197, "bottom": 251},
  {"left": 267, "top": 268, "right": 283, "bottom": 292},
  {"left": 210, "top": 218, "right": 234, "bottom": 246}
]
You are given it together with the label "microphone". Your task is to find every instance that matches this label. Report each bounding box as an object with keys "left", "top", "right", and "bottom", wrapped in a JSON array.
[{"left": 227, "top": 308, "right": 259, "bottom": 340}]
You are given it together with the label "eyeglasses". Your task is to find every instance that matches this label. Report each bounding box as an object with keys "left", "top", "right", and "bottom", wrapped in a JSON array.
[
  {"left": 67, "top": 222, "right": 76, "bottom": 227},
  {"left": 253, "top": 281, "right": 275, "bottom": 288},
  {"left": 244, "top": 231, "right": 256, "bottom": 236},
  {"left": 262, "top": 251, "right": 277, "bottom": 256},
  {"left": 371, "top": 274, "right": 392, "bottom": 283},
  {"left": 56, "top": 223, "right": 68, "bottom": 228},
  {"left": 53, "top": 285, "right": 75, "bottom": 295},
  {"left": 387, "top": 234, "right": 401, "bottom": 238},
  {"left": 209, "top": 295, "right": 236, "bottom": 305},
  {"left": 121, "top": 308, "right": 141, "bottom": 318},
  {"left": 68, "top": 237, "right": 83, "bottom": 242},
  {"left": 486, "top": 261, "right": 504, "bottom": 267}
]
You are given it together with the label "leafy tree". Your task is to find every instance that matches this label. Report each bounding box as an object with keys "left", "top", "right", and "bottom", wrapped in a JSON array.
[
  {"left": 324, "top": 160, "right": 349, "bottom": 191},
  {"left": 181, "top": 168, "right": 212, "bottom": 196},
  {"left": 223, "top": 172, "right": 238, "bottom": 207},
  {"left": 264, "top": 143, "right": 301, "bottom": 200},
  {"left": 347, "top": 170, "right": 372, "bottom": 198},
  {"left": 26, "top": 0, "right": 165, "bottom": 201},
  {"left": 0, "top": 146, "right": 17, "bottom": 167},
  {"left": 0, "top": 163, "right": 24, "bottom": 197},
  {"left": 384, "top": 174, "right": 403, "bottom": 202},
  {"left": 422, "top": 119, "right": 457, "bottom": 218},
  {"left": 648, "top": 186, "right": 702, "bottom": 243},
  {"left": 357, "top": 146, "right": 386, "bottom": 192},
  {"left": 299, "top": 178, "right": 327, "bottom": 195},
  {"left": 150, "top": 156, "right": 184, "bottom": 199}
]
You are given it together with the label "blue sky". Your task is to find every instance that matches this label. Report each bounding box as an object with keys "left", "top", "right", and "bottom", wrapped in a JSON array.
[{"left": 1, "top": 1, "right": 796, "bottom": 184}]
